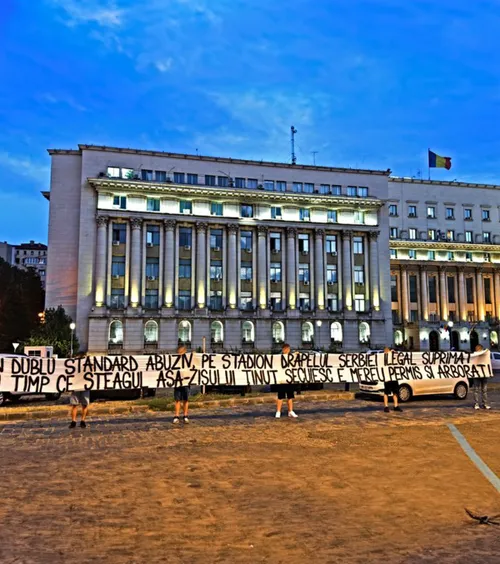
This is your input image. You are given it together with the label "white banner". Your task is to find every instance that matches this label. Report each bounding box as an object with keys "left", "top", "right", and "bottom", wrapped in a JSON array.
[{"left": 0, "top": 350, "right": 491, "bottom": 395}]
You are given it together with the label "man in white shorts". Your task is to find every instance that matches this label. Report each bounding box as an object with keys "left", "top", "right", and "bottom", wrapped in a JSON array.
[{"left": 69, "top": 391, "right": 90, "bottom": 429}]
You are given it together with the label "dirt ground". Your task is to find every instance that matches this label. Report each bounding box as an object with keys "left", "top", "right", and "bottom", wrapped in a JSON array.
[{"left": 1, "top": 408, "right": 500, "bottom": 564}]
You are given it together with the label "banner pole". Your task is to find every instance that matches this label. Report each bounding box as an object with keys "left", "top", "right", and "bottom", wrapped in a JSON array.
[{"left": 202, "top": 336, "right": 206, "bottom": 395}]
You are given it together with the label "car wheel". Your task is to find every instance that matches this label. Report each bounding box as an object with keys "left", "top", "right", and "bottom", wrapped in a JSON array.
[
  {"left": 398, "top": 384, "right": 412, "bottom": 403},
  {"left": 454, "top": 382, "right": 468, "bottom": 400},
  {"left": 45, "top": 393, "right": 61, "bottom": 401}
]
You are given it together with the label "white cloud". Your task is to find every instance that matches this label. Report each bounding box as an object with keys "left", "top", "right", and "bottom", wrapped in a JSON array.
[
  {"left": 154, "top": 58, "right": 173, "bottom": 73},
  {"left": 50, "top": 0, "right": 124, "bottom": 27},
  {"left": 38, "top": 93, "right": 88, "bottom": 112},
  {"left": 0, "top": 152, "right": 50, "bottom": 184}
]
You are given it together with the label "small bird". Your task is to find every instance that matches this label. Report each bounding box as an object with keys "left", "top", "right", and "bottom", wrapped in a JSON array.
[{"left": 465, "top": 508, "right": 500, "bottom": 525}]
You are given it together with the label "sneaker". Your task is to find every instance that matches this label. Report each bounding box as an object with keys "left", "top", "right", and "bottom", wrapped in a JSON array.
[
  {"left": 484, "top": 405, "right": 492, "bottom": 410},
  {"left": 173, "top": 417, "right": 180, "bottom": 424},
  {"left": 183, "top": 416, "right": 190, "bottom": 424},
  {"left": 275, "top": 411, "right": 281, "bottom": 419},
  {"left": 288, "top": 411, "right": 298, "bottom": 418},
  {"left": 394, "top": 406, "right": 403, "bottom": 413},
  {"left": 474, "top": 404, "right": 480, "bottom": 410},
  {"left": 69, "top": 421, "right": 77, "bottom": 429},
  {"left": 80, "top": 421, "right": 87, "bottom": 429},
  {"left": 384, "top": 407, "right": 390, "bottom": 413}
]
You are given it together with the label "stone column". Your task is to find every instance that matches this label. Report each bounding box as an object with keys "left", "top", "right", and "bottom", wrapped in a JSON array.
[
  {"left": 94, "top": 215, "right": 108, "bottom": 307},
  {"left": 494, "top": 271, "right": 500, "bottom": 320},
  {"left": 439, "top": 267, "right": 448, "bottom": 321},
  {"left": 315, "top": 229, "right": 325, "bottom": 310},
  {"left": 401, "top": 267, "right": 409, "bottom": 322},
  {"left": 196, "top": 222, "right": 208, "bottom": 308},
  {"left": 476, "top": 268, "right": 485, "bottom": 321},
  {"left": 163, "top": 219, "right": 176, "bottom": 307},
  {"left": 369, "top": 231, "right": 380, "bottom": 310},
  {"left": 458, "top": 267, "right": 467, "bottom": 322},
  {"left": 420, "top": 267, "right": 428, "bottom": 321},
  {"left": 228, "top": 224, "right": 238, "bottom": 309},
  {"left": 129, "top": 217, "right": 142, "bottom": 307},
  {"left": 258, "top": 225, "right": 268, "bottom": 309},
  {"left": 287, "top": 227, "right": 297, "bottom": 309},
  {"left": 342, "top": 231, "right": 353, "bottom": 310}
]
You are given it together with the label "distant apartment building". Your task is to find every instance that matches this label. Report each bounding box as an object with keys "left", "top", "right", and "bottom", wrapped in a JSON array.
[
  {"left": 14, "top": 241, "right": 48, "bottom": 288},
  {"left": 0, "top": 241, "right": 15, "bottom": 264}
]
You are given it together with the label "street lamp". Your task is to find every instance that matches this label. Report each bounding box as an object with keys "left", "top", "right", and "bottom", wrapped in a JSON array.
[{"left": 70, "top": 323, "right": 76, "bottom": 358}]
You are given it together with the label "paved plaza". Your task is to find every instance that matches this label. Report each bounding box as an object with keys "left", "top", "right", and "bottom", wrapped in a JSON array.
[{"left": 1, "top": 395, "right": 500, "bottom": 563}]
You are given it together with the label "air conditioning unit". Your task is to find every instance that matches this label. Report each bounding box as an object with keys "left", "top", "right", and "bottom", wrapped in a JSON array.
[
  {"left": 112, "top": 241, "right": 120, "bottom": 246},
  {"left": 184, "top": 245, "right": 191, "bottom": 251},
  {"left": 257, "top": 184, "right": 264, "bottom": 190},
  {"left": 246, "top": 248, "right": 252, "bottom": 253},
  {"left": 146, "top": 243, "right": 154, "bottom": 248},
  {"left": 213, "top": 246, "right": 221, "bottom": 252},
  {"left": 182, "top": 209, "right": 192, "bottom": 215},
  {"left": 147, "top": 276, "right": 156, "bottom": 281},
  {"left": 301, "top": 251, "right": 309, "bottom": 256},
  {"left": 327, "top": 281, "right": 335, "bottom": 286},
  {"left": 304, "top": 280, "right": 310, "bottom": 286},
  {"left": 98, "top": 171, "right": 106, "bottom": 178},
  {"left": 330, "top": 251, "right": 337, "bottom": 256},
  {"left": 272, "top": 249, "right": 279, "bottom": 254},
  {"left": 112, "top": 274, "right": 120, "bottom": 280}
]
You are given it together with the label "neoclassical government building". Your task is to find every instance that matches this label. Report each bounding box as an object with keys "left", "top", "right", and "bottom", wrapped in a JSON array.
[{"left": 45, "top": 145, "right": 500, "bottom": 353}]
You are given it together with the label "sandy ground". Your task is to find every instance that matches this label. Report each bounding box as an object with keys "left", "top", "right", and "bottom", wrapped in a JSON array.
[{"left": 1, "top": 408, "right": 500, "bottom": 564}]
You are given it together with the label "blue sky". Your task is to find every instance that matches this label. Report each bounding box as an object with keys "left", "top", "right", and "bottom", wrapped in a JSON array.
[{"left": 1, "top": 0, "right": 500, "bottom": 243}]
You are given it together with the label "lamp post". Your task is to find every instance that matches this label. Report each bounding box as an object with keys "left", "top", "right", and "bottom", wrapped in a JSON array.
[
  {"left": 69, "top": 323, "right": 76, "bottom": 358},
  {"left": 12, "top": 342, "right": 19, "bottom": 353},
  {"left": 315, "top": 320, "right": 322, "bottom": 351}
]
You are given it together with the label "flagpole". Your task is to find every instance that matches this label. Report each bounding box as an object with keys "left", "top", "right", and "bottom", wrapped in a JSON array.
[{"left": 428, "top": 148, "right": 431, "bottom": 180}]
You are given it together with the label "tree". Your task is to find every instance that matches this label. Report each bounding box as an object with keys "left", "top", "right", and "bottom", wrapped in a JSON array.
[
  {"left": 0, "top": 258, "right": 45, "bottom": 352},
  {"left": 27, "top": 306, "right": 79, "bottom": 357}
]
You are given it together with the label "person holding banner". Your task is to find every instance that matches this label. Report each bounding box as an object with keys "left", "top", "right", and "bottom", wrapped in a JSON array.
[
  {"left": 273, "top": 344, "right": 298, "bottom": 419},
  {"left": 383, "top": 347, "right": 402, "bottom": 413},
  {"left": 173, "top": 345, "right": 190, "bottom": 424},
  {"left": 473, "top": 345, "right": 491, "bottom": 410}
]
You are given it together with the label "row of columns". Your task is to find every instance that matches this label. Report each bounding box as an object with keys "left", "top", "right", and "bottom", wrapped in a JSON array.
[{"left": 95, "top": 216, "right": 381, "bottom": 312}]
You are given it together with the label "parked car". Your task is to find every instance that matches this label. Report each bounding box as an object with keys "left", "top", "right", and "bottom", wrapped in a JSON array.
[
  {"left": 359, "top": 375, "right": 469, "bottom": 402},
  {"left": 490, "top": 351, "right": 500, "bottom": 376}
]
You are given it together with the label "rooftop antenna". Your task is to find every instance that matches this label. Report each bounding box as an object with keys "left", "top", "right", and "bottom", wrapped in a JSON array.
[
  {"left": 196, "top": 148, "right": 199, "bottom": 156},
  {"left": 291, "top": 126, "right": 297, "bottom": 165},
  {"left": 311, "top": 151, "right": 318, "bottom": 166}
]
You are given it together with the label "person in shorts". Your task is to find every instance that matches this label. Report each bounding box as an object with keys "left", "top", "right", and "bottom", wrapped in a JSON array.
[
  {"left": 383, "top": 347, "right": 402, "bottom": 413},
  {"left": 273, "top": 343, "right": 298, "bottom": 419},
  {"left": 173, "top": 345, "right": 190, "bottom": 424},
  {"left": 473, "top": 345, "right": 491, "bottom": 410},
  {"left": 69, "top": 390, "right": 90, "bottom": 428}
]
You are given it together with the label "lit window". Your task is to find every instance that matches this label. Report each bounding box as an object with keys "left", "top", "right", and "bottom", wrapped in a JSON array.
[
  {"left": 409, "top": 228, "right": 417, "bottom": 240},
  {"left": 354, "top": 265, "right": 364, "bottom": 284},
  {"left": 428, "top": 229, "right": 436, "bottom": 241},
  {"left": 178, "top": 320, "right": 192, "bottom": 343},
  {"left": 447, "top": 230, "right": 454, "bottom": 241},
  {"left": 242, "top": 321, "right": 255, "bottom": 343},
  {"left": 211, "top": 321, "right": 224, "bottom": 343},
  {"left": 465, "top": 231, "right": 473, "bottom": 243},
  {"left": 354, "top": 295, "right": 365, "bottom": 312}
]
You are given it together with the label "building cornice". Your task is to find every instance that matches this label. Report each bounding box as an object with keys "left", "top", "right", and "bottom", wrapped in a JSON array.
[
  {"left": 390, "top": 240, "right": 500, "bottom": 251},
  {"left": 47, "top": 144, "right": 392, "bottom": 176},
  {"left": 390, "top": 176, "right": 500, "bottom": 190},
  {"left": 88, "top": 178, "right": 384, "bottom": 209}
]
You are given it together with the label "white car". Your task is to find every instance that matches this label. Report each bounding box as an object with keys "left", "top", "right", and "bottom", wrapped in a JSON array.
[{"left": 491, "top": 352, "right": 500, "bottom": 375}]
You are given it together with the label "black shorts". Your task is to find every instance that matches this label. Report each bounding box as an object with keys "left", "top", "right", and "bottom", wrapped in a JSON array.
[
  {"left": 174, "top": 386, "right": 189, "bottom": 402},
  {"left": 384, "top": 381, "right": 399, "bottom": 395},
  {"left": 276, "top": 385, "right": 295, "bottom": 400}
]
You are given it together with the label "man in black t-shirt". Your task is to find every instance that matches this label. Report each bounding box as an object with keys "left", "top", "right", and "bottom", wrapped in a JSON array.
[
  {"left": 383, "top": 347, "right": 402, "bottom": 413},
  {"left": 273, "top": 344, "right": 298, "bottom": 419}
]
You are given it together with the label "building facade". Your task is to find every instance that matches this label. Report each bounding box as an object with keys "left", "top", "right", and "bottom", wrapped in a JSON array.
[
  {"left": 45, "top": 145, "right": 392, "bottom": 353},
  {"left": 0, "top": 241, "right": 15, "bottom": 265},
  {"left": 12, "top": 241, "right": 47, "bottom": 288}
]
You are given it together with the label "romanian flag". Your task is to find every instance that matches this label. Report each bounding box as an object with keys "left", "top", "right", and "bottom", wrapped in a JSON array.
[{"left": 428, "top": 150, "right": 452, "bottom": 170}]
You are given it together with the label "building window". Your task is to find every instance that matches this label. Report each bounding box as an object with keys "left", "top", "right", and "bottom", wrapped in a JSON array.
[
  {"left": 327, "top": 265, "right": 337, "bottom": 284},
  {"left": 113, "top": 195, "right": 127, "bottom": 210},
  {"left": 391, "top": 275, "right": 398, "bottom": 301},
  {"left": 270, "top": 295, "right": 283, "bottom": 311},
  {"left": 465, "top": 231, "right": 473, "bottom": 243},
  {"left": 485, "top": 278, "right": 492, "bottom": 304},
  {"left": 147, "top": 198, "right": 160, "bottom": 212},
  {"left": 409, "top": 249, "right": 416, "bottom": 259},
  {"left": 178, "top": 320, "right": 191, "bottom": 343},
  {"left": 428, "top": 250, "right": 435, "bottom": 260},
  {"left": 179, "top": 259, "right": 191, "bottom": 279},
  {"left": 144, "top": 289, "right": 159, "bottom": 310},
  {"left": 304, "top": 183, "right": 314, "bottom": 193},
  {"left": 325, "top": 235, "right": 337, "bottom": 254},
  {"left": 302, "top": 322, "right": 314, "bottom": 342},
  {"left": 179, "top": 227, "right": 192, "bottom": 248},
  {"left": 428, "top": 229, "right": 436, "bottom": 241},
  {"left": 354, "top": 265, "right": 364, "bottom": 284},
  {"left": 409, "top": 275, "right": 417, "bottom": 302},
  {"left": 327, "top": 210, "right": 338, "bottom": 223},
  {"left": 485, "top": 253, "right": 491, "bottom": 262},
  {"left": 155, "top": 170, "right": 166, "bottom": 182},
  {"left": 211, "top": 202, "right": 223, "bottom": 216},
  {"left": 241, "top": 231, "right": 252, "bottom": 251},
  {"left": 448, "top": 276, "right": 456, "bottom": 304},
  {"left": 390, "top": 249, "right": 397, "bottom": 259},
  {"left": 272, "top": 321, "right": 285, "bottom": 343},
  {"left": 109, "top": 320, "right": 123, "bottom": 343},
  {"left": 299, "top": 266, "right": 310, "bottom": 283},
  {"left": 428, "top": 277, "right": 437, "bottom": 303},
  {"left": 240, "top": 264, "right": 252, "bottom": 281},
  {"left": 270, "top": 232, "right": 281, "bottom": 252},
  {"left": 293, "top": 182, "right": 303, "bottom": 193},
  {"left": 482, "top": 209, "right": 491, "bottom": 221},
  {"left": 320, "top": 184, "right": 330, "bottom": 195},
  {"left": 247, "top": 178, "right": 258, "bottom": 189},
  {"left": 270, "top": 263, "right": 282, "bottom": 283},
  {"left": 210, "top": 261, "right": 222, "bottom": 281},
  {"left": 178, "top": 291, "right": 191, "bottom": 310},
  {"left": 174, "top": 172, "right": 185, "bottom": 184},
  {"left": 146, "top": 225, "right": 160, "bottom": 246},
  {"left": 240, "top": 292, "right": 253, "bottom": 310},
  {"left": 299, "top": 208, "right": 310, "bottom": 221},
  {"left": 187, "top": 173, "right": 198, "bottom": 185},
  {"left": 427, "top": 206, "right": 436, "bottom": 219},
  {"left": 331, "top": 185, "right": 341, "bottom": 196},
  {"left": 357, "top": 186, "right": 368, "bottom": 197},
  {"left": 180, "top": 200, "right": 192, "bottom": 214},
  {"left": 146, "top": 258, "right": 159, "bottom": 279},
  {"left": 327, "top": 296, "right": 338, "bottom": 311},
  {"left": 209, "top": 291, "right": 223, "bottom": 310},
  {"left": 448, "top": 251, "right": 455, "bottom": 260},
  {"left": 408, "top": 205, "right": 417, "bottom": 218},
  {"left": 112, "top": 256, "right": 125, "bottom": 277},
  {"left": 110, "top": 289, "right": 125, "bottom": 309},
  {"left": 354, "top": 295, "right": 365, "bottom": 312},
  {"left": 242, "top": 321, "right": 255, "bottom": 343},
  {"left": 298, "top": 234, "right": 309, "bottom": 253},
  {"left": 354, "top": 211, "right": 365, "bottom": 224},
  {"left": 112, "top": 223, "right": 126, "bottom": 244},
  {"left": 276, "top": 181, "right": 286, "bottom": 192},
  {"left": 446, "top": 230, "right": 454, "bottom": 241},
  {"left": 353, "top": 237, "right": 364, "bottom": 254},
  {"left": 299, "top": 297, "right": 311, "bottom": 311},
  {"left": 390, "top": 227, "right": 398, "bottom": 239},
  {"left": 107, "top": 167, "right": 120, "bottom": 178},
  {"left": 141, "top": 169, "right": 152, "bottom": 181},
  {"left": 241, "top": 204, "right": 254, "bottom": 218},
  {"left": 464, "top": 208, "right": 472, "bottom": 220},
  {"left": 483, "top": 232, "right": 491, "bottom": 243},
  {"left": 205, "top": 175, "right": 216, "bottom": 186},
  {"left": 466, "top": 278, "right": 474, "bottom": 303},
  {"left": 465, "top": 251, "right": 473, "bottom": 261},
  {"left": 210, "top": 230, "right": 223, "bottom": 250},
  {"left": 389, "top": 204, "right": 398, "bottom": 216},
  {"left": 271, "top": 206, "right": 282, "bottom": 219},
  {"left": 409, "top": 228, "right": 417, "bottom": 240},
  {"left": 264, "top": 180, "right": 275, "bottom": 191},
  {"left": 331, "top": 322, "right": 342, "bottom": 342},
  {"left": 446, "top": 207, "right": 455, "bottom": 219},
  {"left": 359, "top": 322, "right": 370, "bottom": 344},
  {"left": 235, "top": 177, "right": 245, "bottom": 189},
  {"left": 218, "top": 176, "right": 229, "bottom": 187},
  {"left": 211, "top": 321, "right": 223, "bottom": 343},
  {"left": 347, "top": 186, "right": 357, "bottom": 197}
]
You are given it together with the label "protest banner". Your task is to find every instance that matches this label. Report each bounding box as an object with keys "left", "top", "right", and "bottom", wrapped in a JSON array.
[{"left": 0, "top": 350, "right": 491, "bottom": 395}]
